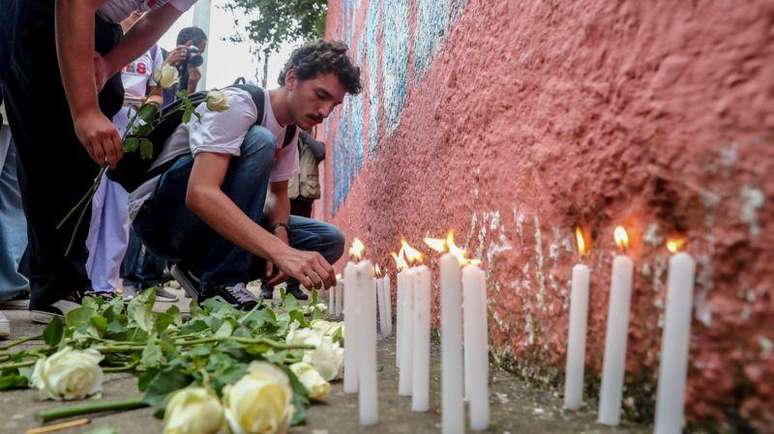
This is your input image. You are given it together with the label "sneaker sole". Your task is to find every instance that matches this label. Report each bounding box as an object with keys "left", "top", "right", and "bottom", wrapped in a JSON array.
[
  {"left": 0, "top": 321, "right": 10, "bottom": 338},
  {"left": 30, "top": 310, "right": 61, "bottom": 324},
  {"left": 170, "top": 265, "right": 199, "bottom": 301},
  {"left": 0, "top": 299, "right": 30, "bottom": 310}
]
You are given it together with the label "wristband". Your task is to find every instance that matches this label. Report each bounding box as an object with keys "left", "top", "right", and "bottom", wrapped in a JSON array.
[{"left": 271, "top": 222, "right": 290, "bottom": 234}]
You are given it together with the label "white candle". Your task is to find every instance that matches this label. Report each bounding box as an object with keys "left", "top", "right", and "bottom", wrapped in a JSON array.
[
  {"left": 328, "top": 278, "right": 336, "bottom": 316},
  {"left": 411, "top": 265, "right": 431, "bottom": 412},
  {"left": 343, "top": 262, "right": 360, "bottom": 394},
  {"left": 376, "top": 276, "right": 388, "bottom": 335},
  {"left": 564, "top": 263, "right": 591, "bottom": 410},
  {"left": 463, "top": 263, "right": 489, "bottom": 430},
  {"left": 383, "top": 274, "right": 392, "bottom": 336},
  {"left": 358, "top": 260, "right": 379, "bottom": 425},
  {"left": 441, "top": 253, "right": 465, "bottom": 434},
  {"left": 654, "top": 251, "right": 696, "bottom": 434},
  {"left": 397, "top": 268, "right": 413, "bottom": 396},
  {"left": 336, "top": 278, "right": 344, "bottom": 316},
  {"left": 598, "top": 254, "right": 634, "bottom": 426}
]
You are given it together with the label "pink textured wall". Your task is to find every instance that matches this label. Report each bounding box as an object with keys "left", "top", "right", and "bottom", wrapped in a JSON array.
[{"left": 323, "top": 1, "right": 773, "bottom": 430}]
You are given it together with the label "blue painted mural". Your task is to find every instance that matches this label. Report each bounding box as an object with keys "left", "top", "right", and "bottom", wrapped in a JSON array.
[{"left": 329, "top": 0, "right": 467, "bottom": 214}]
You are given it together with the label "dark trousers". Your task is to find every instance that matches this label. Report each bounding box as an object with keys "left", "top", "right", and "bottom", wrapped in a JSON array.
[
  {"left": 290, "top": 198, "right": 314, "bottom": 218},
  {"left": 133, "top": 126, "right": 345, "bottom": 291},
  {"left": 0, "top": 1, "right": 124, "bottom": 307}
]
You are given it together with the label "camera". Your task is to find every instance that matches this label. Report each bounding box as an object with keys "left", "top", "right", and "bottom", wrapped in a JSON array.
[
  {"left": 181, "top": 46, "right": 204, "bottom": 68},
  {"left": 177, "top": 46, "right": 204, "bottom": 92}
]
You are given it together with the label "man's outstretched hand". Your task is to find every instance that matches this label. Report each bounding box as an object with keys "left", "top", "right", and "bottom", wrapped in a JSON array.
[{"left": 269, "top": 246, "right": 336, "bottom": 290}]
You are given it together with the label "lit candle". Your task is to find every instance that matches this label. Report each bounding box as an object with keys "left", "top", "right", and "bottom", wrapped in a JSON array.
[
  {"left": 393, "top": 248, "right": 413, "bottom": 396},
  {"left": 564, "top": 227, "right": 591, "bottom": 410},
  {"left": 343, "top": 239, "right": 366, "bottom": 394},
  {"left": 382, "top": 274, "right": 392, "bottom": 336},
  {"left": 401, "top": 241, "right": 431, "bottom": 412},
  {"left": 598, "top": 226, "right": 634, "bottom": 426},
  {"left": 654, "top": 239, "right": 696, "bottom": 434},
  {"left": 358, "top": 259, "right": 378, "bottom": 425},
  {"left": 375, "top": 265, "right": 389, "bottom": 336},
  {"left": 426, "top": 233, "right": 465, "bottom": 434},
  {"left": 462, "top": 257, "right": 489, "bottom": 430}
]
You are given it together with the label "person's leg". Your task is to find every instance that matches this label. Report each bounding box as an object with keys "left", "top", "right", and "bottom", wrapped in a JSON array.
[
  {"left": 268, "top": 215, "right": 345, "bottom": 300},
  {"left": 134, "top": 126, "right": 276, "bottom": 307},
  {"left": 2, "top": 3, "right": 123, "bottom": 320},
  {"left": 0, "top": 128, "right": 29, "bottom": 302}
]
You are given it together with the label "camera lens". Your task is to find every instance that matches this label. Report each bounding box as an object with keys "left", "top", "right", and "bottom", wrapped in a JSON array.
[{"left": 187, "top": 46, "right": 204, "bottom": 67}]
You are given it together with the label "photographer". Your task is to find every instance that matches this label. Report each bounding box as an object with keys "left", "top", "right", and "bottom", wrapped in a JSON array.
[{"left": 163, "top": 27, "right": 207, "bottom": 99}]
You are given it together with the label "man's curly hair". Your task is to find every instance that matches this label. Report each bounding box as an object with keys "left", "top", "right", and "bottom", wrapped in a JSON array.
[{"left": 278, "top": 40, "right": 362, "bottom": 95}]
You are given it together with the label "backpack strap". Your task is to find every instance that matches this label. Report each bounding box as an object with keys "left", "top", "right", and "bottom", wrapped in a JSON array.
[{"left": 231, "top": 84, "right": 297, "bottom": 149}]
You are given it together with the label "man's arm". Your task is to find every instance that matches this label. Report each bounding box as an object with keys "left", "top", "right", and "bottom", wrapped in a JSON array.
[
  {"left": 186, "top": 154, "right": 334, "bottom": 289},
  {"left": 56, "top": 0, "right": 122, "bottom": 166}
]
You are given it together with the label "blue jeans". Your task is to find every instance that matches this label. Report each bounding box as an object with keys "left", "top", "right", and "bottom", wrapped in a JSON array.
[
  {"left": 133, "top": 126, "right": 345, "bottom": 290},
  {"left": 0, "top": 126, "right": 29, "bottom": 300},
  {"left": 120, "top": 228, "right": 167, "bottom": 289}
]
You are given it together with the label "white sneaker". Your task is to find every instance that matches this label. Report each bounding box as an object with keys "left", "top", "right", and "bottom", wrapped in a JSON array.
[{"left": 0, "top": 311, "right": 10, "bottom": 338}]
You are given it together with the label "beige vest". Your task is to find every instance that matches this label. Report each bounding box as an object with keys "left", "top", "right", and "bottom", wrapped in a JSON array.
[{"left": 288, "top": 138, "right": 321, "bottom": 200}]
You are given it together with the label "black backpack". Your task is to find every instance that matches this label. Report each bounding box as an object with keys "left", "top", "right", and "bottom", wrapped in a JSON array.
[{"left": 107, "top": 84, "right": 297, "bottom": 191}]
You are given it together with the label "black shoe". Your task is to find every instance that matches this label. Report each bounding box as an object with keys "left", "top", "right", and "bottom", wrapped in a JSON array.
[
  {"left": 29, "top": 291, "right": 84, "bottom": 324},
  {"left": 201, "top": 283, "right": 258, "bottom": 311},
  {"left": 286, "top": 286, "right": 309, "bottom": 301},
  {"left": 0, "top": 291, "right": 30, "bottom": 310},
  {"left": 260, "top": 286, "right": 274, "bottom": 300}
]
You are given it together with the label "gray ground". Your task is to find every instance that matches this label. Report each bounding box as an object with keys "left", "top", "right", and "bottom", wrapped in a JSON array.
[{"left": 1, "top": 287, "right": 649, "bottom": 434}]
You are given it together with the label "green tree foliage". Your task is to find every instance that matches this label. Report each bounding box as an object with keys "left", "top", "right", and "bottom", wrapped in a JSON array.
[{"left": 223, "top": 0, "right": 328, "bottom": 86}]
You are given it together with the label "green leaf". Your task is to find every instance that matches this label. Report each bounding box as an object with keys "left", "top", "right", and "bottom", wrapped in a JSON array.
[
  {"left": 166, "top": 305, "right": 182, "bottom": 327},
  {"left": 106, "top": 320, "right": 128, "bottom": 336},
  {"left": 127, "top": 288, "right": 156, "bottom": 333},
  {"left": 139, "top": 138, "right": 154, "bottom": 160},
  {"left": 136, "top": 103, "right": 159, "bottom": 124},
  {"left": 65, "top": 306, "right": 96, "bottom": 329},
  {"left": 141, "top": 336, "right": 163, "bottom": 369},
  {"left": 0, "top": 374, "right": 28, "bottom": 390},
  {"left": 179, "top": 319, "right": 209, "bottom": 335},
  {"left": 124, "top": 137, "right": 139, "bottom": 153},
  {"left": 289, "top": 310, "right": 308, "bottom": 329},
  {"left": 281, "top": 365, "right": 309, "bottom": 426},
  {"left": 142, "top": 368, "right": 193, "bottom": 409},
  {"left": 154, "top": 312, "right": 174, "bottom": 335},
  {"left": 131, "top": 123, "right": 154, "bottom": 138},
  {"left": 311, "top": 289, "right": 319, "bottom": 306},
  {"left": 43, "top": 317, "right": 64, "bottom": 347},
  {"left": 182, "top": 108, "right": 192, "bottom": 124},
  {"left": 214, "top": 320, "right": 234, "bottom": 338},
  {"left": 90, "top": 315, "right": 108, "bottom": 335}
]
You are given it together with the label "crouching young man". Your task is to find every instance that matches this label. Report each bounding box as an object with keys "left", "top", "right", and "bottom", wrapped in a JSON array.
[{"left": 127, "top": 40, "right": 361, "bottom": 309}]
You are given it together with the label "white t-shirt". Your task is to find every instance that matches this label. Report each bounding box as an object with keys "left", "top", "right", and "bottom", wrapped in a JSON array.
[
  {"left": 127, "top": 87, "right": 300, "bottom": 218},
  {"left": 121, "top": 45, "right": 163, "bottom": 103},
  {"left": 97, "top": 0, "right": 196, "bottom": 24}
]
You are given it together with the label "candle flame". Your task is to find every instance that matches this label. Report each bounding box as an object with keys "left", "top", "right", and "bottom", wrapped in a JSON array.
[
  {"left": 424, "top": 236, "right": 447, "bottom": 253},
  {"left": 391, "top": 250, "right": 408, "bottom": 272},
  {"left": 349, "top": 238, "right": 365, "bottom": 261},
  {"left": 374, "top": 264, "right": 382, "bottom": 277},
  {"left": 666, "top": 238, "right": 685, "bottom": 254},
  {"left": 446, "top": 232, "right": 470, "bottom": 265},
  {"left": 614, "top": 226, "right": 630, "bottom": 251},
  {"left": 401, "top": 240, "right": 424, "bottom": 265},
  {"left": 575, "top": 226, "right": 588, "bottom": 257}
]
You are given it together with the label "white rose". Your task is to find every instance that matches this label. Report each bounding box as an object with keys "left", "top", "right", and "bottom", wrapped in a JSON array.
[
  {"left": 285, "top": 324, "right": 323, "bottom": 347},
  {"left": 164, "top": 387, "right": 223, "bottom": 434},
  {"left": 31, "top": 347, "right": 103, "bottom": 401},
  {"left": 154, "top": 64, "right": 179, "bottom": 89},
  {"left": 302, "top": 335, "right": 344, "bottom": 382},
  {"left": 309, "top": 320, "right": 344, "bottom": 338},
  {"left": 223, "top": 362, "right": 293, "bottom": 434},
  {"left": 289, "top": 362, "right": 330, "bottom": 401},
  {"left": 205, "top": 90, "right": 231, "bottom": 112}
]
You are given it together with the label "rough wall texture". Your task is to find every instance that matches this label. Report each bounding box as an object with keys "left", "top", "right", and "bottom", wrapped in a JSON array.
[{"left": 321, "top": 1, "right": 774, "bottom": 430}]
